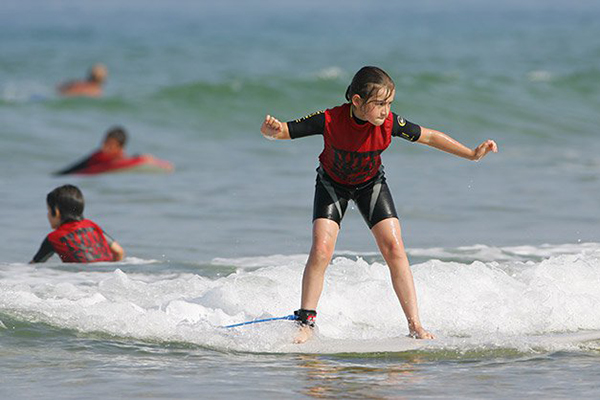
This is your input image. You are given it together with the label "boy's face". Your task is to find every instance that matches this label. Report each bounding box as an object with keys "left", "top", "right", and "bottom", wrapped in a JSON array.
[
  {"left": 101, "top": 137, "right": 123, "bottom": 156},
  {"left": 353, "top": 87, "right": 395, "bottom": 126},
  {"left": 47, "top": 205, "right": 61, "bottom": 229}
]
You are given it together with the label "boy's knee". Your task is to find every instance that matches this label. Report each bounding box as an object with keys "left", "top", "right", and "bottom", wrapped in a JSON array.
[
  {"left": 380, "top": 240, "right": 406, "bottom": 260},
  {"left": 310, "top": 242, "right": 335, "bottom": 264}
]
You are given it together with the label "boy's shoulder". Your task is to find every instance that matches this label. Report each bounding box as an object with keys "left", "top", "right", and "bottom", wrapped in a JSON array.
[
  {"left": 321, "top": 103, "right": 350, "bottom": 125},
  {"left": 326, "top": 103, "right": 350, "bottom": 115},
  {"left": 50, "top": 219, "right": 103, "bottom": 236},
  {"left": 75, "top": 218, "right": 104, "bottom": 231}
]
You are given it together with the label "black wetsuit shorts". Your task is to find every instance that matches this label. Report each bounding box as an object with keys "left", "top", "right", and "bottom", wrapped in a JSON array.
[{"left": 313, "top": 166, "right": 398, "bottom": 229}]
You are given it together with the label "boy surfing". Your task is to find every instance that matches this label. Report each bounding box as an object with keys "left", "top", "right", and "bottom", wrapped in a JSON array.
[{"left": 261, "top": 66, "right": 497, "bottom": 342}]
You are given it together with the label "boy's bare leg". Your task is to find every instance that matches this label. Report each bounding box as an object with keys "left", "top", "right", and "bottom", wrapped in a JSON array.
[
  {"left": 295, "top": 218, "right": 339, "bottom": 343},
  {"left": 371, "top": 218, "right": 434, "bottom": 339}
]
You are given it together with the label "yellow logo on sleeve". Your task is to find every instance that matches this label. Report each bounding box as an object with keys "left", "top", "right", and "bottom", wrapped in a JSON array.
[{"left": 294, "top": 110, "right": 324, "bottom": 123}]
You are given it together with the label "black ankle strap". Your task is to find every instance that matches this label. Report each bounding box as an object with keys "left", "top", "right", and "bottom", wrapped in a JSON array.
[{"left": 294, "top": 309, "right": 317, "bottom": 327}]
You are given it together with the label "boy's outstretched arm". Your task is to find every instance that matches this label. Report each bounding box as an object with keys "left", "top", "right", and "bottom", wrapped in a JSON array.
[
  {"left": 417, "top": 127, "right": 498, "bottom": 161},
  {"left": 260, "top": 115, "right": 291, "bottom": 140}
]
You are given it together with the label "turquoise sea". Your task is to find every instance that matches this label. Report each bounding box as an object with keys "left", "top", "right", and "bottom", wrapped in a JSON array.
[{"left": 1, "top": 0, "right": 600, "bottom": 398}]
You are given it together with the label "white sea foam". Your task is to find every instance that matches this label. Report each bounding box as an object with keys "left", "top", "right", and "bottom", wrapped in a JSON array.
[
  {"left": 1, "top": 243, "right": 600, "bottom": 353},
  {"left": 212, "top": 253, "right": 308, "bottom": 268},
  {"left": 314, "top": 66, "right": 345, "bottom": 80},
  {"left": 527, "top": 70, "right": 553, "bottom": 82},
  {"left": 408, "top": 242, "right": 600, "bottom": 262},
  {"left": 1, "top": 82, "right": 53, "bottom": 103}
]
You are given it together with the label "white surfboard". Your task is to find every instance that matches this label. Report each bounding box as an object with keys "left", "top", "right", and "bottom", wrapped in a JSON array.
[
  {"left": 279, "top": 335, "right": 435, "bottom": 354},
  {"left": 277, "top": 330, "right": 600, "bottom": 354}
]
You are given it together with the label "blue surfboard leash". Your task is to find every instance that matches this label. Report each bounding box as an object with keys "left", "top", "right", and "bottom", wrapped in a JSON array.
[{"left": 222, "top": 314, "right": 297, "bottom": 329}]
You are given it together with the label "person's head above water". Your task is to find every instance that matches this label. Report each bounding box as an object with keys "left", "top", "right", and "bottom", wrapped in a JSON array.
[
  {"left": 104, "top": 126, "right": 127, "bottom": 147},
  {"left": 46, "top": 184, "right": 85, "bottom": 228},
  {"left": 101, "top": 126, "right": 127, "bottom": 155},
  {"left": 345, "top": 66, "right": 396, "bottom": 126},
  {"left": 88, "top": 64, "right": 108, "bottom": 83}
]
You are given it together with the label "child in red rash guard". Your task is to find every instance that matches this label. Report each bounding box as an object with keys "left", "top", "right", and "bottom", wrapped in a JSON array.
[
  {"left": 260, "top": 66, "right": 498, "bottom": 342},
  {"left": 54, "top": 126, "right": 127, "bottom": 175},
  {"left": 30, "top": 185, "right": 125, "bottom": 263}
]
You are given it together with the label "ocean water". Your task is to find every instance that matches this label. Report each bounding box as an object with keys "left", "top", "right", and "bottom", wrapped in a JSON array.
[{"left": 1, "top": 0, "right": 600, "bottom": 398}]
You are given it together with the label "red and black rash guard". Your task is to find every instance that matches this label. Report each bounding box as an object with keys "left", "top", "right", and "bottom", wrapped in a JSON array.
[
  {"left": 32, "top": 219, "right": 115, "bottom": 263},
  {"left": 55, "top": 150, "right": 125, "bottom": 175},
  {"left": 288, "top": 103, "right": 421, "bottom": 185}
]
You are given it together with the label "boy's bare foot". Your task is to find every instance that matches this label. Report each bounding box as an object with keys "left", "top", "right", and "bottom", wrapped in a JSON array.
[
  {"left": 409, "top": 326, "right": 435, "bottom": 339},
  {"left": 293, "top": 325, "right": 314, "bottom": 344}
]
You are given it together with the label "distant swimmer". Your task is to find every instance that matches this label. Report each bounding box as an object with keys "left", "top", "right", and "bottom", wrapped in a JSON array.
[
  {"left": 54, "top": 126, "right": 174, "bottom": 175},
  {"left": 30, "top": 184, "right": 125, "bottom": 263},
  {"left": 57, "top": 63, "right": 107, "bottom": 97},
  {"left": 54, "top": 126, "right": 127, "bottom": 175},
  {"left": 260, "top": 66, "right": 498, "bottom": 343}
]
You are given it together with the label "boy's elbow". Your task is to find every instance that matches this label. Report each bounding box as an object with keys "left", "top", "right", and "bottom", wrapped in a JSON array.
[
  {"left": 417, "top": 130, "right": 433, "bottom": 145},
  {"left": 115, "top": 249, "right": 125, "bottom": 261}
]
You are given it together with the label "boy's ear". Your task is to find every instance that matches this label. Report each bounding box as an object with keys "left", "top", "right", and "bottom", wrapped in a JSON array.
[
  {"left": 51, "top": 206, "right": 60, "bottom": 218},
  {"left": 351, "top": 94, "right": 363, "bottom": 109}
]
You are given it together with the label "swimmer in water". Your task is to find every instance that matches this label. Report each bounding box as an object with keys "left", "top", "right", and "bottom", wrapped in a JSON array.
[
  {"left": 54, "top": 126, "right": 127, "bottom": 175},
  {"left": 30, "top": 184, "right": 125, "bottom": 263},
  {"left": 57, "top": 64, "right": 107, "bottom": 97},
  {"left": 53, "top": 126, "right": 174, "bottom": 175}
]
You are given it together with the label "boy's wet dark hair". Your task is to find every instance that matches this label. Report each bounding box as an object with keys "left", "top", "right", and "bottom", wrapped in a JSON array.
[
  {"left": 47, "top": 184, "right": 85, "bottom": 223},
  {"left": 345, "top": 66, "right": 395, "bottom": 104},
  {"left": 105, "top": 126, "right": 127, "bottom": 147}
]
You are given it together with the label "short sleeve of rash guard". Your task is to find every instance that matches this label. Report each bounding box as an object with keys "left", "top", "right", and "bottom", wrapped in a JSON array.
[
  {"left": 391, "top": 113, "right": 421, "bottom": 142},
  {"left": 102, "top": 230, "right": 115, "bottom": 245},
  {"left": 287, "top": 111, "right": 326, "bottom": 139}
]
